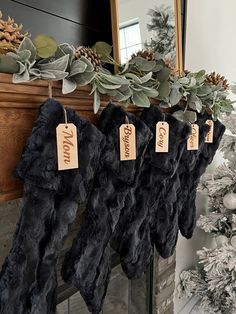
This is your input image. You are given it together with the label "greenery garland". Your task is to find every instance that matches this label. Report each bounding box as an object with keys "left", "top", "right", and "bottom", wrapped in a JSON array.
[{"left": 0, "top": 34, "right": 234, "bottom": 121}]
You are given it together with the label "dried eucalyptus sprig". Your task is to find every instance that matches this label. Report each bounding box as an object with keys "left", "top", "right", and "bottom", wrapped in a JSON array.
[
  {"left": 7, "top": 37, "right": 69, "bottom": 83},
  {"left": 0, "top": 36, "right": 234, "bottom": 120}
]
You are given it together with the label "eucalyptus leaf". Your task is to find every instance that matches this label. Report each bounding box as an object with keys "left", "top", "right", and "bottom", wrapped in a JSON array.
[
  {"left": 152, "top": 63, "right": 164, "bottom": 72},
  {"left": 189, "top": 77, "right": 197, "bottom": 87},
  {"left": 131, "top": 86, "right": 143, "bottom": 92},
  {"left": 12, "top": 71, "right": 30, "bottom": 83},
  {"left": 39, "top": 71, "right": 56, "bottom": 79},
  {"left": 169, "top": 87, "right": 182, "bottom": 105},
  {"left": 195, "top": 69, "right": 206, "bottom": 81},
  {"left": 159, "top": 101, "right": 171, "bottom": 108},
  {"left": 17, "top": 50, "right": 31, "bottom": 62},
  {"left": 135, "top": 84, "right": 153, "bottom": 91},
  {"left": 38, "top": 55, "right": 69, "bottom": 72},
  {"left": 140, "top": 72, "right": 153, "bottom": 84},
  {"left": 178, "top": 77, "right": 189, "bottom": 85},
  {"left": 184, "top": 110, "right": 197, "bottom": 123},
  {"left": 113, "top": 89, "right": 131, "bottom": 101},
  {"left": 121, "top": 98, "right": 131, "bottom": 108},
  {"left": 96, "top": 82, "right": 107, "bottom": 94},
  {"left": 119, "top": 84, "right": 130, "bottom": 92},
  {"left": 17, "top": 62, "right": 26, "bottom": 74},
  {"left": 125, "top": 73, "right": 142, "bottom": 84},
  {"left": 132, "top": 57, "right": 156, "bottom": 72},
  {"left": 80, "top": 56, "right": 94, "bottom": 72},
  {"left": 158, "top": 81, "right": 170, "bottom": 99},
  {"left": 156, "top": 67, "right": 171, "bottom": 82},
  {"left": 18, "top": 37, "right": 37, "bottom": 62},
  {"left": 132, "top": 91, "right": 150, "bottom": 107},
  {"left": 89, "top": 82, "right": 97, "bottom": 95},
  {"left": 92, "top": 41, "right": 112, "bottom": 61},
  {"left": 121, "top": 61, "right": 130, "bottom": 74},
  {"left": 62, "top": 78, "right": 77, "bottom": 94},
  {"left": 69, "top": 59, "right": 87, "bottom": 77},
  {"left": 116, "top": 87, "right": 132, "bottom": 100},
  {"left": 33, "top": 34, "right": 57, "bottom": 58},
  {"left": 188, "top": 95, "right": 202, "bottom": 113},
  {"left": 172, "top": 110, "right": 185, "bottom": 121},
  {"left": 106, "top": 89, "right": 118, "bottom": 97},
  {"left": 41, "top": 69, "right": 68, "bottom": 80},
  {"left": 93, "top": 89, "right": 101, "bottom": 114},
  {"left": 144, "top": 88, "right": 159, "bottom": 98},
  {"left": 55, "top": 43, "right": 74, "bottom": 60},
  {"left": 139, "top": 60, "right": 156, "bottom": 72},
  {"left": 99, "top": 81, "right": 121, "bottom": 90},
  {"left": 29, "top": 68, "right": 41, "bottom": 77},
  {"left": 155, "top": 59, "right": 165, "bottom": 67},
  {"left": 197, "top": 85, "right": 212, "bottom": 97},
  {"left": 100, "top": 73, "right": 129, "bottom": 85},
  {"left": 0, "top": 55, "right": 19, "bottom": 73},
  {"left": 73, "top": 71, "right": 96, "bottom": 86}
]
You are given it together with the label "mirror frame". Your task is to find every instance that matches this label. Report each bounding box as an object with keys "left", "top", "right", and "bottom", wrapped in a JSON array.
[{"left": 110, "top": 0, "right": 183, "bottom": 73}]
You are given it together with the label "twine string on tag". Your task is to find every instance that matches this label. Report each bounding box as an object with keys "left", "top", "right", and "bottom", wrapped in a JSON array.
[
  {"left": 125, "top": 115, "right": 129, "bottom": 124},
  {"left": 48, "top": 80, "right": 53, "bottom": 99},
  {"left": 63, "top": 107, "right": 68, "bottom": 128}
]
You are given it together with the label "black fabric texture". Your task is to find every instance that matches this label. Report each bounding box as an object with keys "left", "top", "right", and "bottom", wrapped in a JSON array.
[
  {"left": 111, "top": 105, "right": 191, "bottom": 277},
  {"left": 61, "top": 103, "right": 152, "bottom": 314},
  {"left": 177, "top": 118, "right": 225, "bottom": 239},
  {"left": 154, "top": 114, "right": 210, "bottom": 258},
  {"left": 0, "top": 99, "right": 105, "bottom": 314}
]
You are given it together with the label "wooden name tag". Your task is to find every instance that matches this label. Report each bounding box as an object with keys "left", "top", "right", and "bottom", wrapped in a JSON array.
[
  {"left": 56, "top": 123, "right": 79, "bottom": 170},
  {"left": 205, "top": 120, "right": 214, "bottom": 143},
  {"left": 119, "top": 124, "right": 136, "bottom": 161},
  {"left": 187, "top": 124, "right": 199, "bottom": 150},
  {"left": 155, "top": 121, "right": 169, "bottom": 153}
]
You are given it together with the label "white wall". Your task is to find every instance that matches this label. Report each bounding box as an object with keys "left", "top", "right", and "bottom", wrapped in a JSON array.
[{"left": 175, "top": 1, "right": 236, "bottom": 313}]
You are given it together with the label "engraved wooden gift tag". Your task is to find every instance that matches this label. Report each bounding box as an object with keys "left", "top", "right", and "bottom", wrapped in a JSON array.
[
  {"left": 187, "top": 124, "right": 199, "bottom": 150},
  {"left": 155, "top": 121, "right": 169, "bottom": 153},
  {"left": 205, "top": 120, "right": 214, "bottom": 143},
  {"left": 56, "top": 123, "right": 78, "bottom": 170},
  {"left": 119, "top": 124, "right": 136, "bottom": 161}
]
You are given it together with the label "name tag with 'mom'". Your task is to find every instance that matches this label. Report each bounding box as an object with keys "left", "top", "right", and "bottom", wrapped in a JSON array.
[
  {"left": 119, "top": 124, "right": 136, "bottom": 161},
  {"left": 56, "top": 123, "right": 78, "bottom": 170}
]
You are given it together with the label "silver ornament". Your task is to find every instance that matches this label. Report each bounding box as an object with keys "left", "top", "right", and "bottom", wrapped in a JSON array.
[
  {"left": 223, "top": 192, "right": 236, "bottom": 210},
  {"left": 230, "top": 235, "right": 236, "bottom": 249},
  {"left": 215, "top": 235, "right": 229, "bottom": 247}
]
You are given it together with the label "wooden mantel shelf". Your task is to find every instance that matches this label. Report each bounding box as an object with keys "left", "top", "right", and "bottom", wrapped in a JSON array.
[{"left": 0, "top": 73, "right": 142, "bottom": 202}]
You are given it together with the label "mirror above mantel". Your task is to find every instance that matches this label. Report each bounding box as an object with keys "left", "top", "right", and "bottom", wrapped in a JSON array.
[{"left": 116, "top": 0, "right": 183, "bottom": 72}]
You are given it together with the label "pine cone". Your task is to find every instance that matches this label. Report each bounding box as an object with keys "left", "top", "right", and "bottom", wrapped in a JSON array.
[
  {"left": 205, "top": 72, "right": 229, "bottom": 90},
  {"left": 131, "top": 49, "right": 155, "bottom": 61},
  {"left": 0, "top": 11, "right": 28, "bottom": 54},
  {"left": 74, "top": 46, "right": 101, "bottom": 70}
]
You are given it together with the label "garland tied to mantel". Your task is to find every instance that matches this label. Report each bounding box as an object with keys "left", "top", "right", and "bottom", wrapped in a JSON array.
[{"left": 0, "top": 11, "right": 234, "bottom": 121}]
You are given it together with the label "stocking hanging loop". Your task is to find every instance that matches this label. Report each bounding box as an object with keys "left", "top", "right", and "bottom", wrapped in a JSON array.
[{"left": 48, "top": 80, "right": 53, "bottom": 99}]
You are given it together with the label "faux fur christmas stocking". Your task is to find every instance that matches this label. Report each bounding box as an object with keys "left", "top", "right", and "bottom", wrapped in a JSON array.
[
  {"left": 0, "top": 99, "right": 105, "bottom": 314},
  {"left": 178, "top": 119, "right": 225, "bottom": 239},
  {"left": 154, "top": 115, "right": 210, "bottom": 258},
  {"left": 62, "top": 103, "right": 152, "bottom": 314},
  {"left": 111, "top": 105, "right": 191, "bottom": 278}
]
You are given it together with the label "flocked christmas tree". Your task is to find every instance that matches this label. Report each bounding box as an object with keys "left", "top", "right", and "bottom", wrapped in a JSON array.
[
  {"left": 145, "top": 5, "right": 176, "bottom": 60},
  {"left": 178, "top": 110, "right": 236, "bottom": 313}
]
